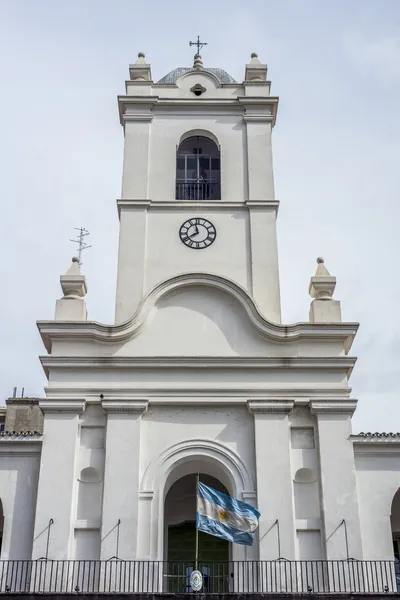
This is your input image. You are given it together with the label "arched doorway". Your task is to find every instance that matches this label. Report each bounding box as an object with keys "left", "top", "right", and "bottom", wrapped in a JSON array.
[
  {"left": 391, "top": 488, "right": 400, "bottom": 558},
  {"left": 0, "top": 500, "right": 3, "bottom": 557},
  {"left": 164, "top": 473, "right": 230, "bottom": 592},
  {"left": 391, "top": 488, "right": 400, "bottom": 592}
]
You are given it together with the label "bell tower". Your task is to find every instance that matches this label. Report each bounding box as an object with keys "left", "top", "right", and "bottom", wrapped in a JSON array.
[{"left": 115, "top": 51, "right": 281, "bottom": 324}]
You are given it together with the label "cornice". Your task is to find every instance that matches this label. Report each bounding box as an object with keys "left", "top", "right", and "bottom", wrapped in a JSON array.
[
  {"left": 39, "top": 399, "right": 86, "bottom": 414},
  {"left": 246, "top": 200, "right": 280, "bottom": 209},
  {"left": 248, "top": 399, "right": 294, "bottom": 414},
  {"left": 40, "top": 356, "right": 357, "bottom": 378},
  {"left": 37, "top": 272, "right": 359, "bottom": 353},
  {"left": 352, "top": 433, "right": 400, "bottom": 454},
  {"left": 101, "top": 399, "right": 148, "bottom": 414},
  {"left": 310, "top": 400, "right": 358, "bottom": 415},
  {"left": 116, "top": 199, "right": 281, "bottom": 215},
  {"left": 43, "top": 387, "right": 352, "bottom": 402},
  {"left": 0, "top": 437, "right": 42, "bottom": 456}
]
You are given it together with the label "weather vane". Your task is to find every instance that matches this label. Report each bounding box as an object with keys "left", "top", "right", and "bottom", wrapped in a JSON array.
[
  {"left": 189, "top": 35, "right": 208, "bottom": 55},
  {"left": 70, "top": 227, "right": 91, "bottom": 265}
]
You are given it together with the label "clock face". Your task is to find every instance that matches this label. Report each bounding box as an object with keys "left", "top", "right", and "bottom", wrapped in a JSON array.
[{"left": 179, "top": 218, "right": 216, "bottom": 249}]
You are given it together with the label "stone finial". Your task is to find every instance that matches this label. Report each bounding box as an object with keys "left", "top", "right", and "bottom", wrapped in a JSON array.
[
  {"left": 308, "top": 257, "right": 342, "bottom": 323},
  {"left": 55, "top": 258, "right": 88, "bottom": 321},
  {"left": 129, "top": 52, "right": 152, "bottom": 81},
  {"left": 193, "top": 54, "right": 203, "bottom": 69},
  {"left": 244, "top": 52, "right": 267, "bottom": 82},
  {"left": 60, "top": 258, "right": 88, "bottom": 298},
  {"left": 309, "top": 257, "right": 336, "bottom": 299}
]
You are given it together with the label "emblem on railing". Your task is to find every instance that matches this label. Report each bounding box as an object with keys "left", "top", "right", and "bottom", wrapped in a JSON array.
[{"left": 190, "top": 569, "right": 203, "bottom": 592}]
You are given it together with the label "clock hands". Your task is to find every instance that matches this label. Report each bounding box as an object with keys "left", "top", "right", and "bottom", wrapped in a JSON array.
[{"left": 189, "top": 224, "right": 199, "bottom": 239}]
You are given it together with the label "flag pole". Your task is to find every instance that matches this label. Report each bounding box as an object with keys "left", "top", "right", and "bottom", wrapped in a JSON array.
[{"left": 195, "top": 471, "right": 199, "bottom": 571}]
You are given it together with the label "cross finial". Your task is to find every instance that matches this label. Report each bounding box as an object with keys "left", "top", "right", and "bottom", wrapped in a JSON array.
[{"left": 189, "top": 35, "right": 208, "bottom": 56}]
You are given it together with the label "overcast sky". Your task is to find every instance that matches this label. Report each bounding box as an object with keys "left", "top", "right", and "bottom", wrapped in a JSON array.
[{"left": 0, "top": 0, "right": 399, "bottom": 432}]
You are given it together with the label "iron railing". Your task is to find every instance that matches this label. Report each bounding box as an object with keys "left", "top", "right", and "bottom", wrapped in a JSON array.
[
  {"left": 0, "top": 559, "right": 399, "bottom": 594},
  {"left": 176, "top": 181, "right": 221, "bottom": 200}
]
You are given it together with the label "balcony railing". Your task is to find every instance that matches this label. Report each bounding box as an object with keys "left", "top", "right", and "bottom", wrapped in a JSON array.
[
  {"left": 176, "top": 181, "right": 221, "bottom": 200},
  {"left": 0, "top": 559, "right": 399, "bottom": 594}
]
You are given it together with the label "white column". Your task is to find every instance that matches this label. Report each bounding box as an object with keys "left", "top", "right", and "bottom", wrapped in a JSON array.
[
  {"left": 100, "top": 400, "right": 148, "bottom": 560},
  {"left": 311, "top": 401, "right": 363, "bottom": 559},
  {"left": 247, "top": 203, "right": 281, "bottom": 323},
  {"left": 248, "top": 400, "right": 295, "bottom": 560},
  {"left": 0, "top": 447, "right": 40, "bottom": 560},
  {"left": 114, "top": 203, "right": 148, "bottom": 323},
  {"left": 32, "top": 400, "right": 85, "bottom": 559}
]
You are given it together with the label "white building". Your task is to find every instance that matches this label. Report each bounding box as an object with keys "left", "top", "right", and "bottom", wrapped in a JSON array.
[{"left": 0, "top": 51, "right": 399, "bottom": 591}]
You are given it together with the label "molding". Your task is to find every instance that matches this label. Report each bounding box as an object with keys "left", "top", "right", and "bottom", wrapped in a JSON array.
[
  {"left": 0, "top": 439, "right": 42, "bottom": 456},
  {"left": 310, "top": 400, "right": 358, "bottom": 415},
  {"left": 39, "top": 356, "right": 357, "bottom": 380},
  {"left": 353, "top": 445, "right": 400, "bottom": 457},
  {"left": 353, "top": 432, "right": 400, "bottom": 439},
  {"left": 37, "top": 272, "right": 359, "bottom": 353},
  {"left": 296, "top": 518, "right": 321, "bottom": 530},
  {"left": 248, "top": 399, "right": 294, "bottom": 414},
  {"left": 43, "top": 387, "right": 352, "bottom": 401},
  {"left": 139, "top": 490, "right": 154, "bottom": 501},
  {"left": 352, "top": 434, "right": 400, "bottom": 455},
  {"left": 141, "top": 437, "right": 255, "bottom": 492},
  {"left": 246, "top": 200, "right": 280, "bottom": 209},
  {"left": 39, "top": 399, "right": 86, "bottom": 414},
  {"left": 243, "top": 115, "right": 274, "bottom": 123},
  {"left": 237, "top": 96, "right": 279, "bottom": 106},
  {"left": 242, "top": 491, "right": 257, "bottom": 503},
  {"left": 101, "top": 399, "right": 148, "bottom": 414},
  {"left": 121, "top": 114, "right": 153, "bottom": 123},
  {"left": 74, "top": 519, "right": 101, "bottom": 530},
  {"left": 117, "top": 199, "right": 280, "bottom": 212}
]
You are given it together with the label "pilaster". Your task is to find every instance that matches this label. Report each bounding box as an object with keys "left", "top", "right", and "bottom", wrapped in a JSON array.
[
  {"left": 32, "top": 399, "right": 85, "bottom": 559},
  {"left": 248, "top": 399, "right": 295, "bottom": 559},
  {"left": 114, "top": 203, "right": 148, "bottom": 323},
  {"left": 246, "top": 201, "right": 281, "bottom": 322},
  {"left": 100, "top": 399, "right": 148, "bottom": 559},
  {"left": 311, "top": 400, "right": 363, "bottom": 559}
]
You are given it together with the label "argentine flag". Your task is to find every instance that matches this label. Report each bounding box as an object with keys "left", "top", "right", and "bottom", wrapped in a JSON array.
[{"left": 196, "top": 481, "right": 260, "bottom": 546}]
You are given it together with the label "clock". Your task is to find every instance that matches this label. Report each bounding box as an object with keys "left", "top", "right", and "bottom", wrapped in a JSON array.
[{"left": 179, "top": 218, "right": 217, "bottom": 249}]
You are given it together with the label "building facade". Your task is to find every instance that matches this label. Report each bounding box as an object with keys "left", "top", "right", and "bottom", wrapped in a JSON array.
[{"left": 0, "top": 52, "right": 399, "bottom": 582}]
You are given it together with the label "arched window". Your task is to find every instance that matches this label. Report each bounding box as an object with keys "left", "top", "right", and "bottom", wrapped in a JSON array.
[{"left": 176, "top": 136, "right": 220, "bottom": 200}]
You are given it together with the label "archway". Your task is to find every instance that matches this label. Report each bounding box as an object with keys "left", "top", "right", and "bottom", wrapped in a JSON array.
[
  {"left": 0, "top": 499, "right": 3, "bottom": 557},
  {"left": 164, "top": 473, "right": 230, "bottom": 592}
]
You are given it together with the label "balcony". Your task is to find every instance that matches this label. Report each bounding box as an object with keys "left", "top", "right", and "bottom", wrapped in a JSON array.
[
  {"left": 0, "top": 559, "right": 399, "bottom": 594},
  {"left": 176, "top": 181, "right": 221, "bottom": 201}
]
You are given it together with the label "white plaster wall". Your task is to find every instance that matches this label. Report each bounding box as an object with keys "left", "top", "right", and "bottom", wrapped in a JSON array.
[
  {"left": 140, "top": 406, "right": 255, "bottom": 489},
  {"left": 355, "top": 452, "right": 400, "bottom": 559},
  {"left": 0, "top": 449, "right": 40, "bottom": 559}
]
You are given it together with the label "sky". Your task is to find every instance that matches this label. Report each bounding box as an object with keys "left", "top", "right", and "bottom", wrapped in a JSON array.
[{"left": 0, "top": 0, "right": 399, "bottom": 432}]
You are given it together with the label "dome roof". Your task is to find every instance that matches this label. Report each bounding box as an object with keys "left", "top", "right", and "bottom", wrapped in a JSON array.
[{"left": 157, "top": 67, "right": 237, "bottom": 85}]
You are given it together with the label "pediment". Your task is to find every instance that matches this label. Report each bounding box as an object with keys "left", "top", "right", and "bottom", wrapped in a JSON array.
[{"left": 117, "top": 284, "right": 269, "bottom": 357}]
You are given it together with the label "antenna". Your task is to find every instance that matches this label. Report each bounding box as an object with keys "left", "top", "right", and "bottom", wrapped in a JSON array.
[{"left": 69, "top": 227, "right": 92, "bottom": 265}]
